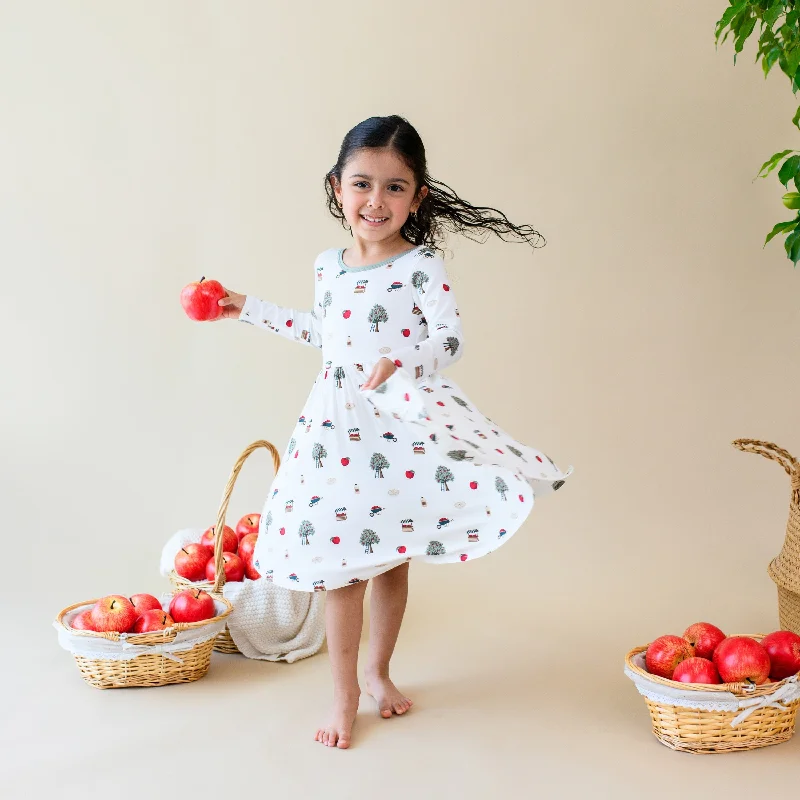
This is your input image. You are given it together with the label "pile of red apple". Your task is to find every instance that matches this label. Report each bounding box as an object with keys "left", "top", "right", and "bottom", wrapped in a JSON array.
[
  {"left": 173, "top": 514, "right": 261, "bottom": 584},
  {"left": 645, "top": 622, "right": 800, "bottom": 686},
  {"left": 68, "top": 589, "right": 218, "bottom": 634}
]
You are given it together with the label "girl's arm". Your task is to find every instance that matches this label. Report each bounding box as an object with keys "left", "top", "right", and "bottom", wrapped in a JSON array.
[
  {"left": 390, "top": 254, "right": 464, "bottom": 379},
  {"left": 234, "top": 255, "right": 323, "bottom": 349}
]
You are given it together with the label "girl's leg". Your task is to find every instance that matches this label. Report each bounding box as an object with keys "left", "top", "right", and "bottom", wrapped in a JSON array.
[
  {"left": 315, "top": 579, "right": 368, "bottom": 749},
  {"left": 364, "top": 562, "right": 414, "bottom": 718}
]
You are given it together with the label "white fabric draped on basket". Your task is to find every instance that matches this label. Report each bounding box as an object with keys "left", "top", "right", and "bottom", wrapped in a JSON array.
[
  {"left": 53, "top": 594, "right": 229, "bottom": 662},
  {"left": 160, "top": 529, "right": 325, "bottom": 663},
  {"left": 624, "top": 652, "right": 800, "bottom": 728}
]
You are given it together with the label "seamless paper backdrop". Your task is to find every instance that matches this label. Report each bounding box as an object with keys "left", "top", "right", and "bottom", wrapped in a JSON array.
[{"left": 2, "top": 1, "right": 800, "bottom": 796}]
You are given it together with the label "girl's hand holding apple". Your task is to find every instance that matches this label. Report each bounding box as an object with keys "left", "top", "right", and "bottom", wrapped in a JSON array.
[
  {"left": 216, "top": 288, "right": 246, "bottom": 320},
  {"left": 180, "top": 277, "right": 244, "bottom": 321}
]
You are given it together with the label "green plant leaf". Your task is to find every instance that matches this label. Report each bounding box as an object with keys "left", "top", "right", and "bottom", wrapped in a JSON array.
[
  {"left": 779, "top": 154, "right": 800, "bottom": 187},
  {"left": 764, "top": 218, "right": 799, "bottom": 246},
  {"left": 782, "top": 191, "right": 800, "bottom": 208},
  {"left": 793, "top": 105, "right": 800, "bottom": 129},
  {"left": 755, "top": 149, "right": 795, "bottom": 179},
  {"left": 787, "top": 226, "right": 800, "bottom": 264}
]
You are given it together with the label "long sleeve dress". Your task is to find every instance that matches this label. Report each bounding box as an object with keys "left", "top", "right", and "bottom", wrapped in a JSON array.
[{"left": 238, "top": 244, "right": 573, "bottom": 592}]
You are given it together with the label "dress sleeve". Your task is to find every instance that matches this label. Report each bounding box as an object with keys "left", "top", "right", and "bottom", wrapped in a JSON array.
[
  {"left": 389, "top": 253, "right": 464, "bottom": 380},
  {"left": 237, "top": 254, "right": 324, "bottom": 349}
]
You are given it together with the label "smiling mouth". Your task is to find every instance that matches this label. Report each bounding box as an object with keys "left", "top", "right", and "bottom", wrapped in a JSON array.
[{"left": 361, "top": 215, "right": 388, "bottom": 223}]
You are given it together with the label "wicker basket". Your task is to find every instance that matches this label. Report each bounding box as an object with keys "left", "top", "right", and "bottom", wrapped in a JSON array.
[
  {"left": 54, "top": 594, "right": 233, "bottom": 689},
  {"left": 625, "top": 635, "right": 800, "bottom": 753},
  {"left": 733, "top": 439, "right": 800, "bottom": 635},
  {"left": 168, "top": 439, "right": 281, "bottom": 654}
]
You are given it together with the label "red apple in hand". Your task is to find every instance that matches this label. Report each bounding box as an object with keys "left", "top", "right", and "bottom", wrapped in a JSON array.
[
  {"left": 760, "top": 630, "right": 800, "bottom": 680},
  {"left": 683, "top": 622, "right": 727, "bottom": 660},
  {"left": 645, "top": 635, "right": 695, "bottom": 679},
  {"left": 132, "top": 610, "right": 175, "bottom": 633},
  {"left": 235, "top": 514, "right": 260, "bottom": 542},
  {"left": 238, "top": 533, "right": 258, "bottom": 565},
  {"left": 713, "top": 637, "right": 771, "bottom": 685},
  {"left": 180, "top": 277, "right": 226, "bottom": 321},
  {"left": 205, "top": 552, "right": 245, "bottom": 583},
  {"left": 174, "top": 543, "right": 214, "bottom": 581},
  {"left": 91, "top": 595, "right": 139, "bottom": 633},
  {"left": 672, "top": 657, "right": 721, "bottom": 684},
  {"left": 129, "top": 593, "right": 163, "bottom": 619},
  {"left": 201, "top": 525, "right": 238, "bottom": 554},
  {"left": 169, "top": 589, "right": 215, "bottom": 623},
  {"left": 70, "top": 609, "right": 97, "bottom": 631}
]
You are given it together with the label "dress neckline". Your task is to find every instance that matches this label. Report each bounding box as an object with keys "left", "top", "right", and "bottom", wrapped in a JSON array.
[{"left": 337, "top": 244, "right": 423, "bottom": 272}]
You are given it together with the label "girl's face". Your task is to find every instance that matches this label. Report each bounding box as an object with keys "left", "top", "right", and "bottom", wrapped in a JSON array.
[{"left": 332, "top": 148, "right": 427, "bottom": 245}]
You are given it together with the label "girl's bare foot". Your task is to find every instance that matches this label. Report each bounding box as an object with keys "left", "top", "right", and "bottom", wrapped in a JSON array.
[
  {"left": 364, "top": 670, "right": 414, "bottom": 718},
  {"left": 314, "top": 691, "right": 360, "bottom": 749}
]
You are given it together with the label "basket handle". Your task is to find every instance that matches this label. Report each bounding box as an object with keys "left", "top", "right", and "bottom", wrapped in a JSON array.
[
  {"left": 732, "top": 439, "right": 800, "bottom": 503},
  {"left": 209, "top": 439, "right": 281, "bottom": 594}
]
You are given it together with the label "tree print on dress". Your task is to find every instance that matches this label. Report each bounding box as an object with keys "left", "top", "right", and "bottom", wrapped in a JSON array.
[
  {"left": 368, "top": 304, "right": 388, "bottom": 332},
  {"left": 451, "top": 396, "right": 470, "bottom": 410},
  {"left": 299, "top": 520, "right": 315, "bottom": 546},
  {"left": 370, "top": 452, "right": 389, "bottom": 478},
  {"left": 287, "top": 437, "right": 296, "bottom": 455},
  {"left": 507, "top": 445, "right": 527, "bottom": 462},
  {"left": 444, "top": 336, "right": 460, "bottom": 356},
  {"left": 264, "top": 511, "right": 273, "bottom": 532},
  {"left": 312, "top": 442, "right": 327, "bottom": 468},
  {"left": 333, "top": 366, "right": 345, "bottom": 388},
  {"left": 446, "top": 449, "right": 473, "bottom": 463},
  {"left": 410, "top": 270, "right": 429, "bottom": 295},
  {"left": 426, "top": 540, "right": 446, "bottom": 556},
  {"left": 322, "top": 290, "right": 332, "bottom": 317},
  {"left": 435, "top": 465, "right": 454, "bottom": 491},
  {"left": 495, "top": 476, "right": 509, "bottom": 500},
  {"left": 361, "top": 529, "right": 380, "bottom": 554}
]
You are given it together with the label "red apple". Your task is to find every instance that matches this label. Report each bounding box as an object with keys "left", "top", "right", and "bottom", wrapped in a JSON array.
[
  {"left": 460, "top": 554, "right": 468, "bottom": 562},
  {"left": 713, "top": 636, "right": 771, "bottom": 685},
  {"left": 169, "top": 589, "right": 215, "bottom": 623},
  {"left": 405, "top": 470, "right": 415, "bottom": 478},
  {"left": 760, "top": 630, "right": 800, "bottom": 680},
  {"left": 205, "top": 552, "right": 245, "bottom": 583},
  {"left": 341, "top": 457, "right": 350, "bottom": 466},
  {"left": 180, "top": 277, "right": 226, "bottom": 321},
  {"left": 331, "top": 536, "right": 341, "bottom": 544},
  {"left": 436, "top": 401, "right": 445, "bottom": 406},
  {"left": 672, "top": 657, "right": 721, "bottom": 684},
  {"left": 70, "top": 609, "right": 97, "bottom": 631},
  {"left": 285, "top": 319, "right": 293, "bottom": 327},
  {"left": 683, "top": 622, "right": 727, "bottom": 660},
  {"left": 238, "top": 533, "right": 258, "bottom": 565},
  {"left": 443, "top": 283, "right": 450, "bottom": 291},
  {"left": 645, "top": 635, "right": 695, "bottom": 679},
  {"left": 518, "top": 494, "right": 524, "bottom": 502},
  {"left": 132, "top": 609, "right": 175, "bottom": 633},
  {"left": 243, "top": 556, "right": 261, "bottom": 581},
  {"left": 401, "top": 328, "right": 410, "bottom": 337},
  {"left": 91, "top": 595, "right": 139, "bottom": 633},
  {"left": 396, "top": 546, "right": 406, "bottom": 554},
  {"left": 201, "top": 524, "right": 238, "bottom": 554},
  {"left": 129, "top": 593, "right": 163, "bottom": 619},
  {"left": 174, "top": 542, "right": 214, "bottom": 581},
  {"left": 235, "top": 513, "right": 260, "bottom": 541},
  {"left": 279, "top": 527, "right": 286, "bottom": 535},
  {"left": 469, "top": 481, "right": 478, "bottom": 489},
  {"left": 343, "top": 310, "right": 351, "bottom": 319}
]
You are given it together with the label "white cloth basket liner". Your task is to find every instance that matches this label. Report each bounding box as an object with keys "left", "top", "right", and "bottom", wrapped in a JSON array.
[
  {"left": 624, "top": 651, "right": 800, "bottom": 727},
  {"left": 53, "top": 593, "right": 228, "bottom": 663}
]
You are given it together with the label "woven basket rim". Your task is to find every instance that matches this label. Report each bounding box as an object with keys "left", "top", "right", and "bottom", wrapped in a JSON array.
[
  {"left": 54, "top": 594, "right": 234, "bottom": 642},
  {"left": 625, "top": 633, "right": 799, "bottom": 697}
]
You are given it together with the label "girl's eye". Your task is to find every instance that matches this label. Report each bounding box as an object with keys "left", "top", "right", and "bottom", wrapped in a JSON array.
[{"left": 353, "top": 182, "right": 403, "bottom": 192}]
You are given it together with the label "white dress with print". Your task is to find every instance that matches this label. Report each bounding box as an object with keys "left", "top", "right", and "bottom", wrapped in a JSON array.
[{"left": 238, "top": 245, "right": 573, "bottom": 592}]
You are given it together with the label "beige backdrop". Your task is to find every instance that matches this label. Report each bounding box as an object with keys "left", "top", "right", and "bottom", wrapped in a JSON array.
[{"left": 3, "top": 0, "right": 800, "bottom": 796}]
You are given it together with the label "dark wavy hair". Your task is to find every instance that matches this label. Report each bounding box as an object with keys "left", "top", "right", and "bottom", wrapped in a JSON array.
[{"left": 324, "top": 115, "right": 545, "bottom": 255}]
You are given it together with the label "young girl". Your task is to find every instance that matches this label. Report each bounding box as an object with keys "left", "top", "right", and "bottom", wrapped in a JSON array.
[{"left": 215, "top": 115, "right": 572, "bottom": 749}]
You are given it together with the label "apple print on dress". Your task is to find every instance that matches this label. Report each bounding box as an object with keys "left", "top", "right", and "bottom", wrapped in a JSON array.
[{"left": 239, "top": 246, "right": 571, "bottom": 591}]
